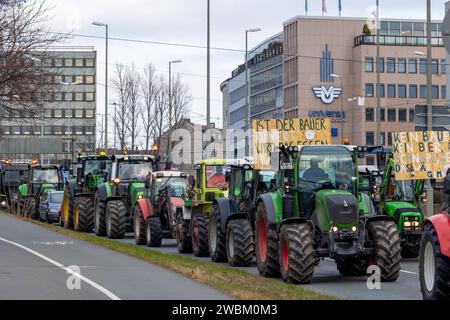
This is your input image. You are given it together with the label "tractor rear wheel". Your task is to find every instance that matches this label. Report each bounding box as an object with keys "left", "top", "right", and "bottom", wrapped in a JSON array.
[
  {"left": 226, "top": 219, "right": 254, "bottom": 267},
  {"left": 255, "top": 202, "right": 280, "bottom": 277},
  {"left": 106, "top": 200, "right": 126, "bottom": 239},
  {"left": 336, "top": 257, "right": 368, "bottom": 276},
  {"left": 209, "top": 204, "right": 227, "bottom": 262},
  {"left": 146, "top": 217, "right": 162, "bottom": 247},
  {"left": 134, "top": 206, "right": 146, "bottom": 245},
  {"left": 176, "top": 212, "right": 192, "bottom": 253},
  {"left": 74, "top": 197, "right": 94, "bottom": 232},
  {"left": 370, "top": 220, "right": 401, "bottom": 282},
  {"left": 31, "top": 199, "right": 39, "bottom": 220},
  {"left": 279, "top": 223, "right": 315, "bottom": 284},
  {"left": 94, "top": 192, "right": 106, "bottom": 236},
  {"left": 192, "top": 214, "right": 209, "bottom": 257},
  {"left": 64, "top": 188, "right": 74, "bottom": 229},
  {"left": 419, "top": 223, "right": 450, "bottom": 300}
]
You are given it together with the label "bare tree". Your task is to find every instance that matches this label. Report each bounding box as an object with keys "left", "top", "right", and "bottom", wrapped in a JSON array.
[
  {"left": 0, "top": 0, "right": 65, "bottom": 118},
  {"left": 140, "top": 64, "right": 158, "bottom": 152},
  {"left": 150, "top": 75, "right": 169, "bottom": 157},
  {"left": 170, "top": 73, "right": 192, "bottom": 126},
  {"left": 111, "top": 63, "right": 130, "bottom": 150},
  {"left": 125, "top": 65, "right": 141, "bottom": 151}
]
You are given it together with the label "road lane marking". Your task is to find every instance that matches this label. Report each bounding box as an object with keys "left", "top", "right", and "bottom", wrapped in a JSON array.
[
  {"left": 324, "top": 258, "right": 418, "bottom": 275},
  {"left": 0, "top": 237, "right": 121, "bottom": 300}
]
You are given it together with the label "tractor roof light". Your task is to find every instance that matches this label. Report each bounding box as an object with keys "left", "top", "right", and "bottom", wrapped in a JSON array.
[
  {"left": 99, "top": 152, "right": 107, "bottom": 157},
  {"left": 113, "top": 178, "right": 121, "bottom": 186}
]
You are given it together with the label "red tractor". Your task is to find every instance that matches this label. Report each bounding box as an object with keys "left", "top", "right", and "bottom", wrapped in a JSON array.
[
  {"left": 134, "top": 171, "right": 189, "bottom": 247},
  {"left": 419, "top": 172, "right": 450, "bottom": 300}
]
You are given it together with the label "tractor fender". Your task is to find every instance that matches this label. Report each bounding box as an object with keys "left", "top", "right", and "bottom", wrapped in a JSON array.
[
  {"left": 424, "top": 212, "right": 450, "bottom": 258},
  {"left": 214, "top": 197, "right": 237, "bottom": 234},
  {"left": 279, "top": 217, "right": 309, "bottom": 232},
  {"left": 365, "top": 215, "right": 395, "bottom": 224},
  {"left": 137, "top": 198, "right": 154, "bottom": 221},
  {"left": 96, "top": 184, "right": 109, "bottom": 202},
  {"left": 256, "top": 193, "right": 279, "bottom": 226},
  {"left": 18, "top": 184, "right": 28, "bottom": 197}
]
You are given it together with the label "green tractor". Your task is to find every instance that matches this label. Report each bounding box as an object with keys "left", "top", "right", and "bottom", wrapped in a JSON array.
[
  {"left": 209, "top": 159, "right": 278, "bottom": 266},
  {"left": 93, "top": 154, "right": 157, "bottom": 239},
  {"left": 177, "top": 159, "right": 230, "bottom": 256},
  {"left": 61, "top": 152, "right": 112, "bottom": 231},
  {"left": 0, "top": 160, "right": 30, "bottom": 211},
  {"left": 378, "top": 153, "right": 425, "bottom": 258},
  {"left": 17, "top": 163, "right": 64, "bottom": 219},
  {"left": 254, "top": 145, "right": 401, "bottom": 284}
]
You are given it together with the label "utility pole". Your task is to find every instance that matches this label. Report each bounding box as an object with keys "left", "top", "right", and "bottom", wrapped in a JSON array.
[
  {"left": 206, "top": 0, "right": 211, "bottom": 127},
  {"left": 426, "top": 0, "right": 434, "bottom": 216},
  {"left": 376, "top": 0, "right": 381, "bottom": 146},
  {"left": 166, "top": 60, "right": 182, "bottom": 169}
]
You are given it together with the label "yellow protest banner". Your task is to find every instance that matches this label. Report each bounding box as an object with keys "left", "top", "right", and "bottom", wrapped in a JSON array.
[
  {"left": 392, "top": 131, "right": 450, "bottom": 180},
  {"left": 252, "top": 118, "right": 331, "bottom": 170}
]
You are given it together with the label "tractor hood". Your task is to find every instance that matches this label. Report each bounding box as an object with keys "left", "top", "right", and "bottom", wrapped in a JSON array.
[
  {"left": 129, "top": 182, "right": 146, "bottom": 203},
  {"left": 315, "top": 189, "right": 359, "bottom": 231},
  {"left": 385, "top": 201, "right": 421, "bottom": 223}
]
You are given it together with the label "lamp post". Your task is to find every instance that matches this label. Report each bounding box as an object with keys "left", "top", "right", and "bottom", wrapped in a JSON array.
[
  {"left": 92, "top": 21, "right": 109, "bottom": 150},
  {"left": 245, "top": 27, "right": 261, "bottom": 157},
  {"left": 331, "top": 74, "right": 344, "bottom": 144},
  {"left": 109, "top": 102, "right": 118, "bottom": 154},
  {"left": 166, "top": 59, "right": 182, "bottom": 169}
]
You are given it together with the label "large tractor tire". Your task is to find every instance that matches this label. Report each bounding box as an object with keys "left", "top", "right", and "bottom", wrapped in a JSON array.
[
  {"left": 94, "top": 192, "right": 107, "bottom": 236},
  {"left": 134, "top": 206, "right": 146, "bottom": 245},
  {"left": 192, "top": 214, "right": 209, "bottom": 257},
  {"left": 226, "top": 219, "right": 254, "bottom": 267},
  {"left": 146, "top": 217, "right": 162, "bottom": 247},
  {"left": 255, "top": 202, "right": 280, "bottom": 277},
  {"left": 74, "top": 197, "right": 94, "bottom": 233},
  {"left": 209, "top": 204, "right": 227, "bottom": 262},
  {"left": 106, "top": 200, "right": 126, "bottom": 239},
  {"left": 419, "top": 223, "right": 450, "bottom": 300},
  {"left": 370, "top": 220, "right": 401, "bottom": 282},
  {"left": 27, "top": 198, "right": 36, "bottom": 220},
  {"left": 62, "top": 189, "right": 74, "bottom": 229},
  {"left": 401, "top": 245, "right": 420, "bottom": 259},
  {"left": 279, "top": 223, "right": 315, "bottom": 284},
  {"left": 336, "top": 257, "right": 368, "bottom": 277},
  {"left": 176, "top": 212, "right": 192, "bottom": 253},
  {"left": 31, "top": 199, "right": 40, "bottom": 220}
]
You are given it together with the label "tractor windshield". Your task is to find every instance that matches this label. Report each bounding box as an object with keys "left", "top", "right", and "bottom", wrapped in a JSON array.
[
  {"left": 3, "top": 169, "right": 28, "bottom": 183},
  {"left": 84, "top": 160, "right": 112, "bottom": 178},
  {"left": 387, "top": 176, "right": 415, "bottom": 202},
  {"left": 156, "top": 177, "right": 188, "bottom": 198},
  {"left": 206, "top": 165, "right": 230, "bottom": 188},
  {"left": 118, "top": 161, "right": 153, "bottom": 181},
  {"left": 298, "top": 146, "right": 356, "bottom": 193},
  {"left": 32, "top": 168, "right": 60, "bottom": 184}
]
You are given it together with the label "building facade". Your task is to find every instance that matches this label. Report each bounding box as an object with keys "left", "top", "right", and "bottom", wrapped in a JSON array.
[
  {"left": 0, "top": 47, "right": 97, "bottom": 163},
  {"left": 283, "top": 16, "right": 447, "bottom": 159}
]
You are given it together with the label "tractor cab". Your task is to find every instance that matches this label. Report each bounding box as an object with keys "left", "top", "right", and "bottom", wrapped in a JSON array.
[
  {"left": 75, "top": 153, "right": 112, "bottom": 192},
  {"left": 0, "top": 160, "right": 30, "bottom": 207},
  {"left": 193, "top": 159, "right": 231, "bottom": 204},
  {"left": 23, "top": 164, "right": 64, "bottom": 196}
]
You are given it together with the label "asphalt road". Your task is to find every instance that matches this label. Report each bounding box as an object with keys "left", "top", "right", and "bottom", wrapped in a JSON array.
[
  {"left": 0, "top": 213, "right": 230, "bottom": 300},
  {"left": 116, "top": 236, "right": 423, "bottom": 300}
]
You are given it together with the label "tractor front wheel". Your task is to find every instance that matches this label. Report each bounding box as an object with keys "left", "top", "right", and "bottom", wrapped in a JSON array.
[
  {"left": 209, "top": 204, "right": 227, "bottom": 262},
  {"left": 336, "top": 257, "right": 368, "bottom": 277},
  {"left": 226, "top": 219, "right": 254, "bottom": 267},
  {"left": 419, "top": 223, "right": 450, "bottom": 300},
  {"left": 192, "top": 214, "right": 209, "bottom": 257},
  {"left": 146, "top": 217, "right": 162, "bottom": 247},
  {"left": 106, "top": 200, "right": 126, "bottom": 239},
  {"left": 74, "top": 197, "right": 94, "bottom": 232},
  {"left": 134, "top": 206, "right": 146, "bottom": 245},
  {"left": 279, "top": 223, "right": 315, "bottom": 284},
  {"left": 255, "top": 202, "right": 280, "bottom": 277},
  {"left": 176, "top": 212, "right": 192, "bottom": 253},
  {"left": 370, "top": 221, "right": 401, "bottom": 282}
]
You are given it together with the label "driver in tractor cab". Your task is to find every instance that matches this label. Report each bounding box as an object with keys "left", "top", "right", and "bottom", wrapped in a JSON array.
[
  {"left": 208, "top": 166, "right": 227, "bottom": 188},
  {"left": 303, "top": 158, "right": 329, "bottom": 183}
]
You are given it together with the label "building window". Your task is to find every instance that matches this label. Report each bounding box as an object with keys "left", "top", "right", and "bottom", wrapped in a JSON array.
[
  {"left": 398, "top": 85, "right": 407, "bottom": 98},
  {"left": 365, "top": 84, "right": 374, "bottom": 97},
  {"left": 442, "top": 85, "right": 447, "bottom": 99},
  {"left": 54, "top": 92, "right": 63, "bottom": 101},
  {"left": 377, "top": 84, "right": 385, "bottom": 98},
  {"left": 75, "top": 110, "right": 84, "bottom": 118},
  {"left": 388, "top": 132, "right": 393, "bottom": 146},
  {"left": 85, "top": 109, "right": 94, "bottom": 118},
  {"left": 54, "top": 59, "right": 63, "bottom": 67},
  {"left": 365, "top": 57, "right": 374, "bottom": 72},
  {"left": 409, "top": 85, "right": 418, "bottom": 98},
  {"left": 34, "top": 126, "right": 41, "bottom": 135},
  {"left": 75, "top": 59, "right": 84, "bottom": 67},
  {"left": 432, "top": 59, "right": 439, "bottom": 74},
  {"left": 408, "top": 59, "right": 417, "bottom": 73},
  {"left": 54, "top": 75, "right": 63, "bottom": 84},
  {"left": 54, "top": 126, "right": 63, "bottom": 135},
  {"left": 366, "top": 108, "right": 374, "bottom": 121},
  {"left": 378, "top": 57, "right": 385, "bottom": 73},
  {"left": 366, "top": 132, "right": 375, "bottom": 145},
  {"left": 409, "top": 109, "right": 415, "bottom": 123},
  {"left": 441, "top": 59, "right": 447, "bottom": 74},
  {"left": 387, "top": 84, "right": 396, "bottom": 98},
  {"left": 380, "top": 108, "right": 385, "bottom": 122},
  {"left": 420, "top": 85, "right": 427, "bottom": 98},
  {"left": 65, "top": 109, "right": 73, "bottom": 118},
  {"left": 44, "top": 109, "right": 52, "bottom": 118},
  {"left": 12, "top": 127, "right": 21, "bottom": 135},
  {"left": 74, "top": 92, "right": 83, "bottom": 101},
  {"left": 63, "top": 75, "right": 73, "bottom": 83},
  {"left": 42, "top": 59, "right": 52, "bottom": 67},
  {"left": 419, "top": 58, "right": 427, "bottom": 74},
  {"left": 85, "top": 59, "right": 95, "bottom": 67},
  {"left": 85, "top": 127, "right": 94, "bottom": 135},
  {"left": 75, "top": 75, "right": 83, "bottom": 84},
  {"left": 387, "top": 58, "right": 396, "bottom": 73},
  {"left": 64, "top": 58, "right": 73, "bottom": 67},
  {"left": 74, "top": 127, "right": 84, "bottom": 135},
  {"left": 398, "top": 58, "right": 406, "bottom": 73},
  {"left": 54, "top": 109, "right": 63, "bottom": 118},
  {"left": 432, "top": 85, "right": 439, "bottom": 99},
  {"left": 380, "top": 132, "right": 386, "bottom": 145},
  {"left": 44, "top": 126, "right": 52, "bottom": 135},
  {"left": 85, "top": 76, "right": 95, "bottom": 84},
  {"left": 399, "top": 109, "right": 407, "bottom": 122},
  {"left": 85, "top": 92, "right": 95, "bottom": 101},
  {"left": 65, "top": 92, "right": 73, "bottom": 101},
  {"left": 388, "top": 109, "right": 396, "bottom": 122}
]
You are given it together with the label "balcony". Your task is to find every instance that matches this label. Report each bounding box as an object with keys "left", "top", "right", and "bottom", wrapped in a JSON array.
[{"left": 354, "top": 34, "right": 443, "bottom": 47}]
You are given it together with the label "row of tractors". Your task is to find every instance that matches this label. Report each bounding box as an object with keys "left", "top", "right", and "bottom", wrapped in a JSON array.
[{"left": 1, "top": 144, "right": 449, "bottom": 300}]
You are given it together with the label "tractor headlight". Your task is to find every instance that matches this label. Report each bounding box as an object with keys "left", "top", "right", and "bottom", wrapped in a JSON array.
[
  {"left": 1, "top": 201, "right": 6, "bottom": 207},
  {"left": 404, "top": 221, "right": 412, "bottom": 228},
  {"left": 331, "top": 226, "right": 339, "bottom": 233},
  {"left": 113, "top": 178, "right": 121, "bottom": 186},
  {"left": 351, "top": 226, "right": 357, "bottom": 233},
  {"left": 138, "top": 195, "right": 143, "bottom": 200}
]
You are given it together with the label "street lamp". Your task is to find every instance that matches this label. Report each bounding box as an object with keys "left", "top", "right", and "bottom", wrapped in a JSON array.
[
  {"left": 166, "top": 59, "right": 183, "bottom": 169},
  {"left": 331, "top": 74, "right": 344, "bottom": 144},
  {"left": 92, "top": 21, "right": 109, "bottom": 150},
  {"left": 245, "top": 27, "right": 261, "bottom": 157}
]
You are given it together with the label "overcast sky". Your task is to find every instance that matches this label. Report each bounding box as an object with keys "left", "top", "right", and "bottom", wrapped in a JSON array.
[{"left": 46, "top": 0, "right": 450, "bottom": 135}]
